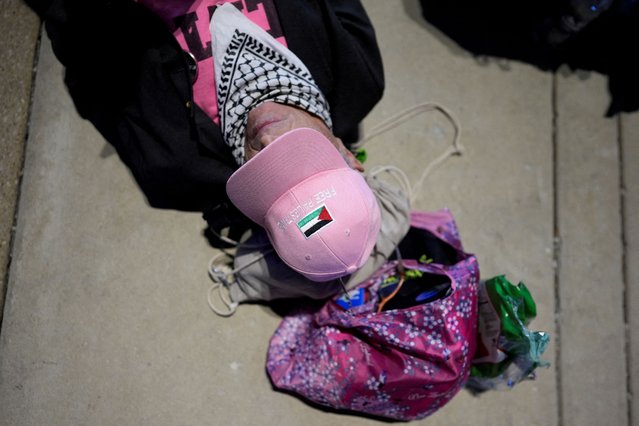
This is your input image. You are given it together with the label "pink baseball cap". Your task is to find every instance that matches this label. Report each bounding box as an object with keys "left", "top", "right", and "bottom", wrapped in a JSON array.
[{"left": 226, "top": 128, "right": 381, "bottom": 282}]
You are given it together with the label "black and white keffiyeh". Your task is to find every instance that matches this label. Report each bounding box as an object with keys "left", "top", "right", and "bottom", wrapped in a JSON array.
[{"left": 210, "top": 4, "right": 332, "bottom": 166}]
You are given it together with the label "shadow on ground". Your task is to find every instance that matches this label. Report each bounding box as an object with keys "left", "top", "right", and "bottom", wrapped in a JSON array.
[{"left": 403, "top": 0, "right": 639, "bottom": 116}]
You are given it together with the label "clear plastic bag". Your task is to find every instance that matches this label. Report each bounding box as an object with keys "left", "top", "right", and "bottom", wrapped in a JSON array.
[{"left": 466, "top": 275, "right": 550, "bottom": 393}]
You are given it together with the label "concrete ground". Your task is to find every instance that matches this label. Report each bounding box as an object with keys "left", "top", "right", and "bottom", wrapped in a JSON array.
[{"left": 0, "top": 1, "right": 637, "bottom": 425}]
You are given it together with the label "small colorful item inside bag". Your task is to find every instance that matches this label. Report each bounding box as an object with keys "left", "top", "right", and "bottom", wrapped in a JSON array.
[
  {"left": 335, "top": 266, "right": 452, "bottom": 312},
  {"left": 375, "top": 267, "right": 452, "bottom": 312}
]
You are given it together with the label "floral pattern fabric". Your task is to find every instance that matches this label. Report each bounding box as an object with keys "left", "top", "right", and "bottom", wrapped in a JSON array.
[{"left": 266, "top": 209, "right": 479, "bottom": 421}]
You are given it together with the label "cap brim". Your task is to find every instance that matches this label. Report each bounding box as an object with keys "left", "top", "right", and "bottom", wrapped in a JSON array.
[{"left": 226, "top": 128, "right": 349, "bottom": 226}]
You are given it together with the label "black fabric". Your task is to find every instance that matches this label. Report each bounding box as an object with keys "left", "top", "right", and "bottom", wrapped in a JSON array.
[
  {"left": 419, "top": 0, "right": 639, "bottom": 116},
  {"left": 278, "top": 0, "right": 384, "bottom": 143},
  {"left": 390, "top": 226, "right": 460, "bottom": 266},
  {"left": 40, "top": 0, "right": 236, "bottom": 212},
  {"left": 29, "top": 0, "right": 384, "bottom": 229}
]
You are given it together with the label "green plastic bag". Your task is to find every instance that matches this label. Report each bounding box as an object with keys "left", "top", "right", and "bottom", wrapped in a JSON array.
[{"left": 466, "top": 275, "right": 550, "bottom": 393}]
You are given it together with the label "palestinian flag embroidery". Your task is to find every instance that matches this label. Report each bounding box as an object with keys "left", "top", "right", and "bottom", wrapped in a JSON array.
[{"left": 297, "top": 205, "right": 333, "bottom": 238}]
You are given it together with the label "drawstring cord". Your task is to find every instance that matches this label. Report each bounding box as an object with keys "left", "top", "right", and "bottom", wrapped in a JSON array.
[
  {"left": 362, "top": 102, "right": 463, "bottom": 206},
  {"left": 207, "top": 248, "right": 274, "bottom": 316},
  {"left": 207, "top": 252, "right": 239, "bottom": 317},
  {"left": 207, "top": 102, "right": 463, "bottom": 317},
  {"left": 365, "top": 103, "right": 463, "bottom": 289},
  {"left": 208, "top": 227, "right": 272, "bottom": 249}
]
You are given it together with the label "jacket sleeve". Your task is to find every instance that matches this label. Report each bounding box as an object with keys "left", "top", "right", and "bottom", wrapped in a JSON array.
[
  {"left": 276, "top": 0, "right": 385, "bottom": 144},
  {"left": 40, "top": 0, "right": 237, "bottom": 212}
]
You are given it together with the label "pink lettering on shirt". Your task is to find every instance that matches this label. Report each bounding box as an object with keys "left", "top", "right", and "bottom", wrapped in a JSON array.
[{"left": 138, "top": 0, "right": 287, "bottom": 124}]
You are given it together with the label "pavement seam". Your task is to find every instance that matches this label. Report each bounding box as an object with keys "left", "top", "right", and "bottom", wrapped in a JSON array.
[
  {"left": 619, "top": 114, "right": 631, "bottom": 426},
  {"left": 0, "top": 23, "right": 42, "bottom": 336},
  {"left": 551, "top": 71, "right": 563, "bottom": 426}
]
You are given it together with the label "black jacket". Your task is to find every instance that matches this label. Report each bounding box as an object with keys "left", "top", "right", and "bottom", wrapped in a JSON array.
[{"left": 30, "top": 0, "right": 384, "bottom": 228}]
